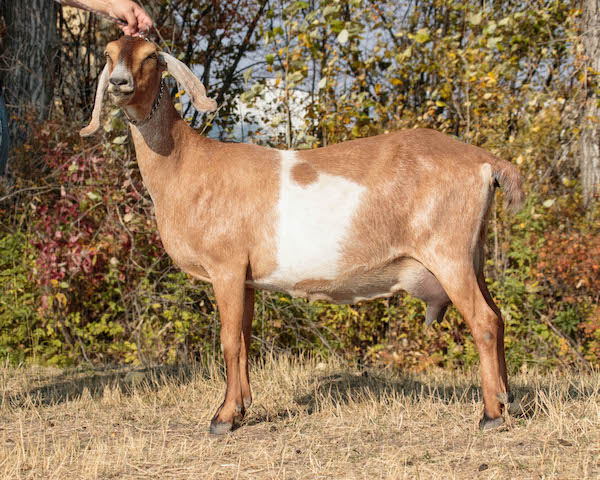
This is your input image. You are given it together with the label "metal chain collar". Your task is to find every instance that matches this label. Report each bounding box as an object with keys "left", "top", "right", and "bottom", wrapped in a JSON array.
[{"left": 126, "top": 80, "right": 164, "bottom": 126}]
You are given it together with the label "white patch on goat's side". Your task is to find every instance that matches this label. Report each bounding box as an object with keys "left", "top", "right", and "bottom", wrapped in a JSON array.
[{"left": 256, "top": 151, "right": 365, "bottom": 291}]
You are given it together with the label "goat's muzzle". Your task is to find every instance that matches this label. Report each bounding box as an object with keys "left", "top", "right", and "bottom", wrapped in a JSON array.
[{"left": 108, "top": 75, "right": 134, "bottom": 104}]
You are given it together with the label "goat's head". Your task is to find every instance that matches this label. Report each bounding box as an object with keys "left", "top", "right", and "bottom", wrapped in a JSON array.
[{"left": 80, "top": 36, "right": 217, "bottom": 137}]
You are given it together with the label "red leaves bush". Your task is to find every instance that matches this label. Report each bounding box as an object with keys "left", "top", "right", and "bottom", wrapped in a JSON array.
[
  {"left": 533, "top": 220, "right": 600, "bottom": 364},
  {"left": 537, "top": 231, "right": 600, "bottom": 300}
]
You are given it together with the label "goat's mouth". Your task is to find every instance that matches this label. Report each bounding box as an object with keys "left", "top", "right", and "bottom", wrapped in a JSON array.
[{"left": 108, "top": 88, "right": 134, "bottom": 104}]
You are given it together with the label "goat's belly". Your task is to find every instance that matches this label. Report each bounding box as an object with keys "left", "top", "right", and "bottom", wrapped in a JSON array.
[
  {"left": 247, "top": 278, "right": 401, "bottom": 304},
  {"left": 248, "top": 258, "right": 428, "bottom": 304}
]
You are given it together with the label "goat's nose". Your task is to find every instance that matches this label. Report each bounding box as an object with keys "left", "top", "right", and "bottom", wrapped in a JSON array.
[{"left": 110, "top": 76, "right": 130, "bottom": 86}]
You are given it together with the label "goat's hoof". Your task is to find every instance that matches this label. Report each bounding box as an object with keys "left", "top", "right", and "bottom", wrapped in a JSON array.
[
  {"left": 209, "top": 418, "right": 234, "bottom": 435},
  {"left": 479, "top": 413, "right": 505, "bottom": 431}
]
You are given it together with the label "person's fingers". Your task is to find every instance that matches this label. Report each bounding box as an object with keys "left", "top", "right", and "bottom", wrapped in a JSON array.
[
  {"left": 133, "top": 4, "right": 153, "bottom": 30},
  {"left": 110, "top": 1, "right": 153, "bottom": 35},
  {"left": 120, "top": 7, "right": 138, "bottom": 34}
]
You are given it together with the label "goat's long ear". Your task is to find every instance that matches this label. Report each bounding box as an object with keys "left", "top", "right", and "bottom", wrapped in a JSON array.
[
  {"left": 80, "top": 64, "right": 110, "bottom": 137},
  {"left": 159, "top": 52, "right": 217, "bottom": 112}
]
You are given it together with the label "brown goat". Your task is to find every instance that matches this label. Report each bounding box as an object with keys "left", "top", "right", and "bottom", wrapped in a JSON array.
[{"left": 81, "top": 36, "right": 524, "bottom": 434}]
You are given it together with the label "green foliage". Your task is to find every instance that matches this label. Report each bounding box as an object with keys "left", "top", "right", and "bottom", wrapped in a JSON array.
[{"left": 0, "top": 234, "right": 37, "bottom": 363}]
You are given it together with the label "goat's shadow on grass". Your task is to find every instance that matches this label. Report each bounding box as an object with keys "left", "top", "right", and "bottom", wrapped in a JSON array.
[
  {"left": 243, "top": 372, "right": 484, "bottom": 430},
  {"left": 244, "top": 372, "right": 489, "bottom": 429},
  {"left": 286, "top": 370, "right": 599, "bottom": 422},
  {"left": 4, "top": 363, "right": 205, "bottom": 408},
  {"left": 295, "top": 371, "right": 482, "bottom": 410}
]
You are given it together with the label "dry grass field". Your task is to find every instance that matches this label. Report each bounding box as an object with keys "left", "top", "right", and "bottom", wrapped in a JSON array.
[{"left": 1, "top": 355, "right": 599, "bottom": 479}]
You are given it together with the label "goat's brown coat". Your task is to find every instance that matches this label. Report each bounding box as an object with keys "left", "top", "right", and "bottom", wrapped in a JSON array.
[{"left": 81, "top": 36, "right": 524, "bottom": 434}]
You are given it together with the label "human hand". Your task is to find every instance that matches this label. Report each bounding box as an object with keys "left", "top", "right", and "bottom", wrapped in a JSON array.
[{"left": 109, "top": 0, "right": 153, "bottom": 36}]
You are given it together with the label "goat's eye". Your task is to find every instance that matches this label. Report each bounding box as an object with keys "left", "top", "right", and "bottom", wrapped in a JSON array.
[{"left": 142, "top": 53, "right": 158, "bottom": 67}]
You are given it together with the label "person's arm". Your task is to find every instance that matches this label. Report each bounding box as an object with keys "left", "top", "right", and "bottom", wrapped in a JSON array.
[{"left": 60, "top": 0, "right": 153, "bottom": 36}]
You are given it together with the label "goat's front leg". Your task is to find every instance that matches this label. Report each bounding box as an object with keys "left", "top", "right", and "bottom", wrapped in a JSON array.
[{"left": 210, "top": 270, "right": 247, "bottom": 435}]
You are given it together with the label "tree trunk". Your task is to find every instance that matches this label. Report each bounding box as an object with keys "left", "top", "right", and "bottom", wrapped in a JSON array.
[
  {"left": 0, "top": 0, "right": 57, "bottom": 143},
  {"left": 581, "top": 0, "right": 600, "bottom": 206}
]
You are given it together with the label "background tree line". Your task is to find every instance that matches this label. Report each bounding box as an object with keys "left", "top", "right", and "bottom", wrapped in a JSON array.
[{"left": 0, "top": 0, "right": 598, "bottom": 370}]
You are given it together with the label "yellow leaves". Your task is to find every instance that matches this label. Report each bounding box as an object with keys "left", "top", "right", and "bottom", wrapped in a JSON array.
[
  {"left": 414, "top": 28, "right": 430, "bottom": 43},
  {"left": 587, "top": 66, "right": 600, "bottom": 76},
  {"left": 486, "top": 37, "right": 502, "bottom": 50},
  {"left": 396, "top": 47, "right": 412, "bottom": 63},
  {"left": 558, "top": 337, "right": 570, "bottom": 357},
  {"left": 498, "top": 16, "right": 510, "bottom": 27},
  {"left": 55, "top": 293, "right": 67, "bottom": 307},
  {"left": 562, "top": 177, "right": 576, "bottom": 187},
  {"left": 467, "top": 12, "right": 482, "bottom": 26}
]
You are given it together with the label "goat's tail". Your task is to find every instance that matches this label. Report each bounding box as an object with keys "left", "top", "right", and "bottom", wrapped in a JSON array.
[{"left": 490, "top": 157, "right": 525, "bottom": 215}]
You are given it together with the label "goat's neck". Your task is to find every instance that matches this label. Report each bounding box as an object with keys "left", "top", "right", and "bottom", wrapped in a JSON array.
[{"left": 127, "top": 94, "right": 192, "bottom": 205}]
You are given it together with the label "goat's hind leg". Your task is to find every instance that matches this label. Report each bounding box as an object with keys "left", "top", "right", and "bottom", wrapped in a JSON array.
[
  {"left": 431, "top": 265, "right": 508, "bottom": 430},
  {"left": 477, "top": 273, "right": 513, "bottom": 411}
]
